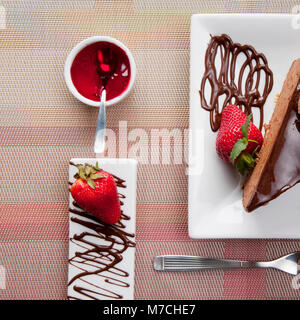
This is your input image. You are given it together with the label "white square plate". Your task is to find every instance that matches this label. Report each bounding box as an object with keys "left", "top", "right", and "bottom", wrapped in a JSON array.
[
  {"left": 67, "top": 158, "right": 137, "bottom": 299},
  {"left": 189, "top": 14, "right": 300, "bottom": 239}
]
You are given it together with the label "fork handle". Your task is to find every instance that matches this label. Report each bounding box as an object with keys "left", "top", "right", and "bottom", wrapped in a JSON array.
[{"left": 153, "top": 255, "right": 269, "bottom": 271}]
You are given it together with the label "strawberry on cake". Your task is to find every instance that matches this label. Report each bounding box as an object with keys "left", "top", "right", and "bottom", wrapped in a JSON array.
[{"left": 216, "top": 104, "right": 263, "bottom": 175}]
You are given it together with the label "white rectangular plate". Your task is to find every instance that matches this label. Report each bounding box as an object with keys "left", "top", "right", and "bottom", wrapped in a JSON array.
[
  {"left": 67, "top": 158, "right": 137, "bottom": 299},
  {"left": 189, "top": 14, "right": 300, "bottom": 239}
]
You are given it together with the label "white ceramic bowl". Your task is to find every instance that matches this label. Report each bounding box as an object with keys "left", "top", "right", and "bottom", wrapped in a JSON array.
[{"left": 64, "top": 36, "right": 136, "bottom": 107}]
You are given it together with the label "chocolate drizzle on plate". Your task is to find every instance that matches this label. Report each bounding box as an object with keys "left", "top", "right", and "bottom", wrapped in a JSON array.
[
  {"left": 67, "top": 162, "right": 135, "bottom": 300},
  {"left": 200, "top": 34, "right": 273, "bottom": 132}
]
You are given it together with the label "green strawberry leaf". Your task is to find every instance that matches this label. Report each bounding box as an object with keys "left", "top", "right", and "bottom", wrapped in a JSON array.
[
  {"left": 230, "top": 138, "right": 248, "bottom": 164},
  {"left": 241, "top": 113, "right": 252, "bottom": 139},
  {"left": 85, "top": 165, "right": 92, "bottom": 176},
  {"left": 236, "top": 156, "right": 248, "bottom": 175},
  {"left": 235, "top": 152, "right": 256, "bottom": 175},
  {"left": 90, "top": 173, "right": 104, "bottom": 180},
  {"left": 230, "top": 112, "right": 261, "bottom": 175},
  {"left": 74, "top": 162, "right": 103, "bottom": 186},
  {"left": 87, "top": 178, "right": 95, "bottom": 189},
  {"left": 78, "top": 166, "right": 86, "bottom": 180}
]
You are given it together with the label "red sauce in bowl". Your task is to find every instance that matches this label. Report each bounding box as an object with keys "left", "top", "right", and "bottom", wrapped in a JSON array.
[{"left": 70, "top": 41, "right": 131, "bottom": 102}]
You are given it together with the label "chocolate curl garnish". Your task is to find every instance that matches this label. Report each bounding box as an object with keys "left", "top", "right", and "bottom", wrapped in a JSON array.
[{"left": 199, "top": 34, "right": 273, "bottom": 132}]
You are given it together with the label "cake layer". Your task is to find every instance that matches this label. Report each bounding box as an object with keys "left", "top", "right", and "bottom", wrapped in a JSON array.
[{"left": 243, "top": 59, "right": 300, "bottom": 212}]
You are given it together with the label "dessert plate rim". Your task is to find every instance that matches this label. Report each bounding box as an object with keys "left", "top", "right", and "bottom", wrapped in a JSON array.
[
  {"left": 67, "top": 157, "right": 137, "bottom": 300},
  {"left": 188, "top": 13, "right": 300, "bottom": 239}
]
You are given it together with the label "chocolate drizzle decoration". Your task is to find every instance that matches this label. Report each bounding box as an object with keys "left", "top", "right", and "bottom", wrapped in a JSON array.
[
  {"left": 200, "top": 34, "right": 273, "bottom": 132},
  {"left": 67, "top": 162, "right": 135, "bottom": 300}
]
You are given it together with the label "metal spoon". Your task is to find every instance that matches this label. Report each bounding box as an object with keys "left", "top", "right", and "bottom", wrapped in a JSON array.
[
  {"left": 94, "top": 89, "right": 107, "bottom": 153},
  {"left": 93, "top": 48, "right": 117, "bottom": 154}
]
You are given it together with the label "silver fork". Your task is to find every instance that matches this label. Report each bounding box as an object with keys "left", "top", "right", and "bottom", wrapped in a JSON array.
[{"left": 153, "top": 252, "right": 300, "bottom": 275}]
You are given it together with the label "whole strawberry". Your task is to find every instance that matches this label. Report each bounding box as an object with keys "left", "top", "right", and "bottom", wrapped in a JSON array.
[
  {"left": 70, "top": 162, "right": 121, "bottom": 224},
  {"left": 216, "top": 105, "right": 263, "bottom": 175}
]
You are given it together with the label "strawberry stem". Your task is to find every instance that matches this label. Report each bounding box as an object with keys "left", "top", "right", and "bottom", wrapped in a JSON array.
[
  {"left": 248, "top": 139, "right": 258, "bottom": 144},
  {"left": 235, "top": 152, "right": 256, "bottom": 175},
  {"left": 230, "top": 113, "right": 261, "bottom": 175},
  {"left": 230, "top": 114, "right": 253, "bottom": 165},
  {"left": 240, "top": 153, "right": 255, "bottom": 167}
]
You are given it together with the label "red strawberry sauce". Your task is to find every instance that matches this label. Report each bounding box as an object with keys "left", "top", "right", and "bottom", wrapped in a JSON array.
[{"left": 70, "top": 41, "right": 131, "bottom": 102}]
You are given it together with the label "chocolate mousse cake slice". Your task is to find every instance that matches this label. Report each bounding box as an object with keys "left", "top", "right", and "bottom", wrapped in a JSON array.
[{"left": 243, "top": 59, "right": 300, "bottom": 212}]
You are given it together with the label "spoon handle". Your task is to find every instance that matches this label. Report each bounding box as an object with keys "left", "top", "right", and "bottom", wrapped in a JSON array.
[{"left": 94, "top": 90, "right": 106, "bottom": 154}]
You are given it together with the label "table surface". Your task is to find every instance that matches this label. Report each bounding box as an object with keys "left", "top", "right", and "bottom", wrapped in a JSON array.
[{"left": 1, "top": 0, "right": 300, "bottom": 300}]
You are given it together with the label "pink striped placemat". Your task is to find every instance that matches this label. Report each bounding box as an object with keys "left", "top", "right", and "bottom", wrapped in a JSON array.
[{"left": 1, "top": 0, "right": 300, "bottom": 300}]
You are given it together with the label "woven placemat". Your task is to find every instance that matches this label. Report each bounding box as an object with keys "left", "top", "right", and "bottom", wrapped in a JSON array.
[{"left": 1, "top": 0, "right": 300, "bottom": 300}]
